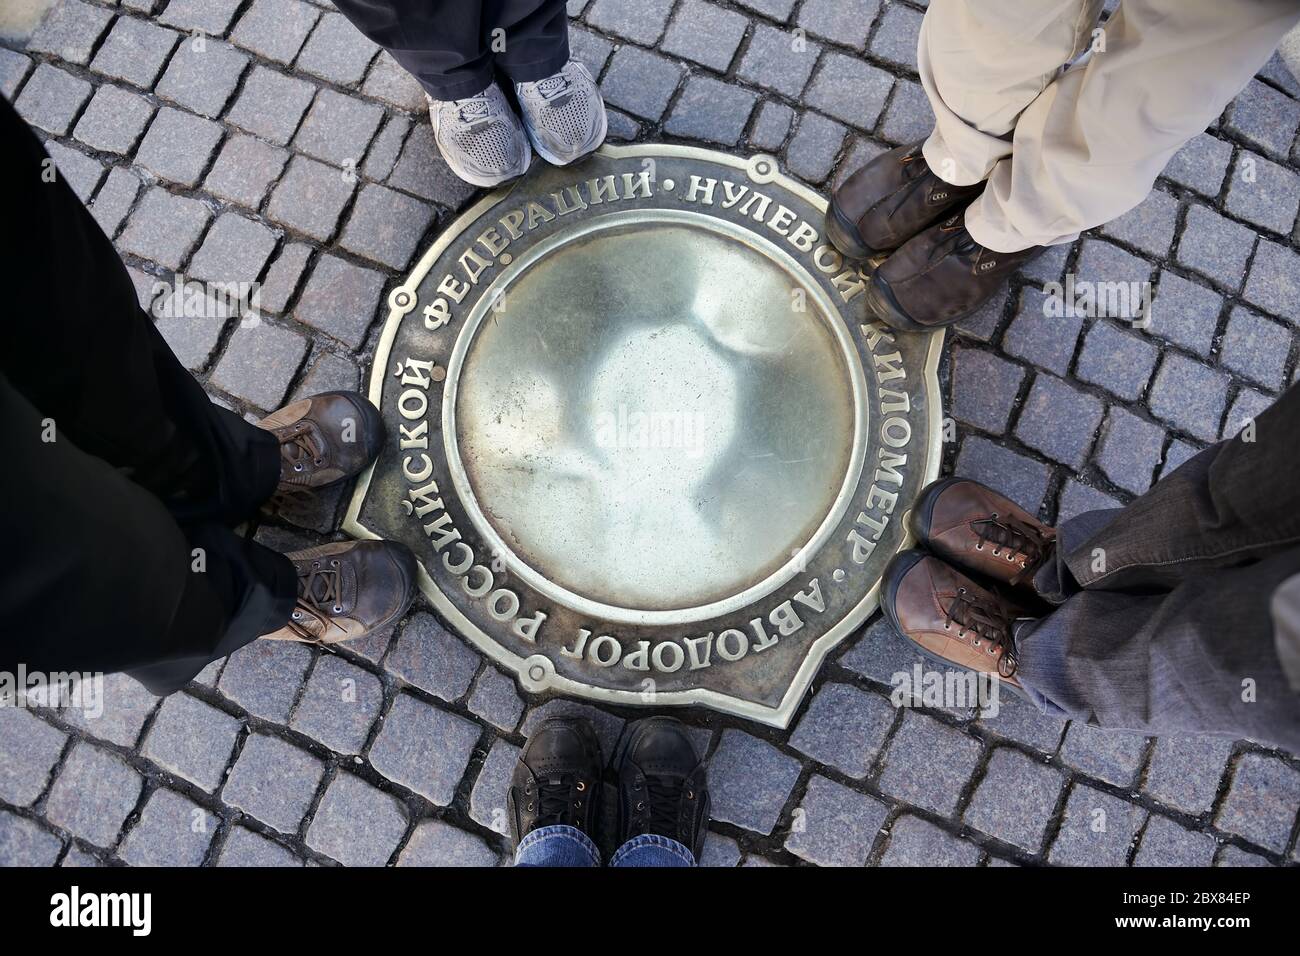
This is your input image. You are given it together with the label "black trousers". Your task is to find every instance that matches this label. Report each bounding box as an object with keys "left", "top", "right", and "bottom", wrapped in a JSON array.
[
  {"left": 0, "top": 99, "right": 297, "bottom": 695},
  {"left": 331, "top": 0, "right": 570, "bottom": 100}
]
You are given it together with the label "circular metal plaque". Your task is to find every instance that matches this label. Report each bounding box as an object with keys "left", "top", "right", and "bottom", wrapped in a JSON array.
[{"left": 346, "top": 146, "right": 943, "bottom": 727}]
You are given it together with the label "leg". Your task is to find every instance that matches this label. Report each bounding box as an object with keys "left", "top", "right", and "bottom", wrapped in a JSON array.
[
  {"left": 608, "top": 834, "right": 695, "bottom": 868},
  {"left": 514, "top": 825, "right": 602, "bottom": 867},
  {"left": 487, "top": 0, "right": 570, "bottom": 86}
]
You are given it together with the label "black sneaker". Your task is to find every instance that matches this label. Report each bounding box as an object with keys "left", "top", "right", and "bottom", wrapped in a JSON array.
[
  {"left": 507, "top": 717, "right": 603, "bottom": 849},
  {"left": 614, "top": 717, "right": 710, "bottom": 860}
]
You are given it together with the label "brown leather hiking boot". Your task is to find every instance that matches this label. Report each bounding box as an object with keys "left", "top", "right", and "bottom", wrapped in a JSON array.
[
  {"left": 261, "top": 540, "right": 417, "bottom": 645},
  {"left": 258, "top": 392, "right": 384, "bottom": 507},
  {"left": 867, "top": 214, "right": 1046, "bottom": 331},
  {"left": 910, "top": 477, "right": 1056, "bottom": 591},
  {"left": 881, "top": 551, "right": 1032, "bottom": 689},
  {"left": 826, "top": 140, "right": 983, "bottom": 261}
]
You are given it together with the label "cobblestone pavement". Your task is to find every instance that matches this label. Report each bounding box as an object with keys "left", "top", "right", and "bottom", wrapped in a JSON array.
[{"left": 3, "top": 0, "right": 1300, "bottom": 868}]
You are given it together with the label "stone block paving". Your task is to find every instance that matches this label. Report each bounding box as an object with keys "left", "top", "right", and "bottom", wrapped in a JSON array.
[{"left": 1, "top": 0, "right": 1298, "bottom": 868}]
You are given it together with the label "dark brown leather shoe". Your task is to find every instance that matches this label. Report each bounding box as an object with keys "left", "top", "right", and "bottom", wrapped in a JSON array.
[
  {"left": 867, "top": 214, "right": 1046, "bottom": 331},
  {"left": 258, "top": 391, "right": 384, "bottom": 496},
  {"left": 826, "top": 140, "right": 983, "bottom": 261},
  {"left": 881, "top": 551, "right": 1031, "bottom": 688},
  {"left": 509, "top": 716, "right": 604, "bottom": 850},
  {"left": 910, "top": 477, "right": 1056, "bottom": 590},
  {"left": 261, "top": 539, "right": 416, "bottom": 645}
]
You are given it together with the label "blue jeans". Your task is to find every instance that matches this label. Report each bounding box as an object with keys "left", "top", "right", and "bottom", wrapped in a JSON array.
[{"left": 514, "top": 825, "right": 695, "bottom": 867}]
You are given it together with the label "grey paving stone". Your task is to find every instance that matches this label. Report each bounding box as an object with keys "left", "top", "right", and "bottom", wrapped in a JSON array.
[
  {"left": 1161, "top": 132, "right": 1231, "bottom": 198},
  {"left": 832, "top": 136, "right": 888, "bottom": 189},
  {"left": 469, "top": 738, "right": 520, "bottom": 833},
  {"left": 467, "top": 666, "right": 524, "bottom": 733},
  {"left": 1148, "top": 270, "right": 1222, "bottom": 355},
  {"left": 388, "top": 124, "right": 479, "bottom": 209},
  {"left": 1094, "top": 406, "right": 1165, "bottom": 495},
  {"left": 880, "top": 814, "right": 981, "bottom": 867},
  {"left": 837, "top": 614, "right": 924, "bottom": 687},
  {"left": 1013, "top": 373, "right": 1104, "bottom": 469},
  {"left": 1154, "top": 733, "right": 1232, "bottom": 816},
  {"left": 339, "top": 182, "right": 435, "bottom": 270},
  {"left": 189, "top": 212, "right": 278, "bottom": 284},
  {"left": 0, "top": 708, "right": 66, "bottom": 806},
  {"left": 1243, "top": 238, "right": 1300, "bottom": 325},
  {"left": 1003, "top": 287, "right": 1081, "bottom": 377},
  {"left": 869, "top": 1, "right": 922, "bottom": 70},
  {"left": 155, "top": 308, "right": 228, "bottom": 371},
  {"left": 948, "top": 283, "right": 1007, "bottom": 343},
  {"left": 58, "top": 672, "right": 158, "bottom": 749},
  {"left": 1216, "top": 844, "right": 1271, "bottom": 867},
  {"left": 1222, "top": 386, "right": 1274, "bottom": 439},
  {"left": 950, "top": 347, "right": 1025, "bottom": 434},
  {"left": 664, "top": 75, "right": 757, "bottom": 146},
  {"left": 0, "top": 811, "right": 63, "bottom": 866},
  {"left": 90, "top": 16, "right": 178, "bottom": 89},
  {"left": 1221, "top": 305, "right": 1290, "bottom": 391},
  {"left": 1134, "top": 815, "right": 1217, "bottom": 867},
  {"left": 0, "top": 47, "right": 32, "bottom": 99},
  {"left": 59, "top": 844, "right": 103, "bottom": 867},
  {"left": 363, "top": 114, "right": 411, "bottom": 182},
  {"left": 210, "top": 321, "right": 308, "bottom": 409},
  {"left": 362, "top": 51, "right": 427, "bottom": 112},
  {"left": 292, "top": 350, "right": 362, "bottom": 402},
  {"left": 879, "top": 712, "right": 983, "bottom": 817},
  {"left": 1048, "top": 784, "right": 1145, "bottom": 866},
  {"left": 797, "top": 0, "right": 879, "bottom": 49},
  {"left": 879, "top": 79, "right": 935, "bottom": 145},
  {"left": 749, "top": 100, "right": 794, "bottom": 151},
  {"left": 1158, "top": 438, "right": 1203, "bottom": 481},
  {"left": 1225, "top": 152, "right": 1300, "bottom": 235},
  {"left": 1056, "top": 478, "right": 1123, "bottom": 523},
  {"left": 267, "top": 155, "right": 357, "bottom": 242},
  {"left": 976, "top": 692, "right": 1066, "bottom": 756},
  {"left": 785, "top": 111, "right": 847, "bottom": 183},
  {"left": 27, "top": 0, "right": 113, "bottom": 65},
  {"left": 135, "top": 107, "right": 224, "bottom": 187},
  {"left": 736, "top": 23, "right": 820, "bottom": 99},
  {"left": 785, "top": 775, "right": 888, "bottom": 867},
  {"left": 964, "top": 747, "right": 1064, "bottom": 853},
  {"left": 258, "top": 242, "right": 313, "bottom": 315},
  {"left": 955, "top": 435, "right": 1052, "bottom": 516},
  {"left": 1147, "top": 353, "right": 1231, "bottom": 442},
  {"left": 398, "top": 820, "right": 499, "bottom": 867},
  {"left": 697, "top": 832, "right": 742, "bottom": 867},
  {"left": 708, "top": 729, "right": 801, "bottom": 835},
  {"left": 158, "top": 0, "right": 244, "bottom": 34},
  {"left": 369, "top": 693, "right": 481, "bottom": 805},
  {"left": 1060, "top": 723, "right": 1149, "bottom": 788},
  {"left": 73, "top": 83, "right": 153, "bottom": 156},
  {"left": 118, "top": 788, "right": 215, "bottom": 866},
  {"left": 586, "top": 0, "right": 675, "bottom": 45},
  {"left": 520, "top": 700, "right": 626, "bottom": 758},
  {"left": 733, "top": 0, "right": 797, "bottom": 20},
  {"left": 805, "top": 52, "right": 892, "bottom": 130},
  {"left": 661, "top": 0, "right": 748, "bottom": 71},
  {"left": 39, "top": 141, "right": 102, "bottom": 203},
  {"left": 155, "top": 39, "right": 247, "bottom": 120},
  {"left": 1224, "top": 79, "right": 1300, "bottom": 161},
  {"left": 1021, "top": 241, "right": 1071, "bottom": 285},
  {"left": 1074, "top": 236, "right": 1153, "bottom": 291},
  {"left": 1174, "top": 204, "right": 1257, "bottom": 292},
  {"left": 568, "top": 26, "right": 613, "bottom": 80},
  {"left": 217, "top": 827, "right": 303, "bottom": 866},
  {"left": 44, "top": 742, "right": 143, "bottom": 848},
  {"left": 1215, "top": 752, "right": 1300, "bottom": 853},
  {"left": 1100, "top": 189, "right": 1179, "bottom": 259},
  {"left": 217, "top": 639, "right": 313, "bottom": 722},
  {"left": 226, "top": 65, "right": 317, "bottom": 146},
  {"left": 295, "top": 89, "right": 384, "bottom": 169},
  {"left": 292, "top": 253, "right": 385, "bottom": 349},
  {"left": 789, "top": 682, "right": 895, "bottom": 779},
  {"left": 600, "top": 45, "right": 683, "bottom": 121},
  {"left": 606, "top": 108, "right": 640, "bottom": 141},
  {"left": 296, "top": 12, "right": 379, "bottom": 87},
  {"left": 306, "top": 772, "right": 408, "bottom": 866},
  {"left": 231, "top": 0, "right": 321, "bottom": 65},
  {"left": 14, "top": 62, "right": 91, "bottom": 135},
  {"left": 223, "top": 733, "right": 323, "bottom": 833},
  {"left": 203, "top": 134, "right": 289, "bottom": 209},
  {"left": 290, "top": 653, "right": 384, "bottom": 755},
  {"left": 141, "top": 692, "right": 241, "bottom": 792}
]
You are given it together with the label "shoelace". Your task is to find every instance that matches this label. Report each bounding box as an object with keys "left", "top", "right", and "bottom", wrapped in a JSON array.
[
  {"left": 280, "top": 429, "right": 325, "bottom": 476},
  {"left": 530, "top": 74, "right": 571, "bottom": 103},
  {"left": 972, "top": 513, "right": 1056, "bottom": 585},
  {"left": 642, "top": 775, "right": 687, "bottom": 836},
  {"left": 944, "top": 586, "right": 1019, "bottom": 677},
  {"left": 287, "top": 561, "right": 346, "bottom": 641},
  {"left": 453, "top": 95, "right": 496, "bottom": 127},
  {"left": 530, "top": 774, "right": 584, "bottom": 827}
]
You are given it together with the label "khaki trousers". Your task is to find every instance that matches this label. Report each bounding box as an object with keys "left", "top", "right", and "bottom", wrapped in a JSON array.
[{"left": 920, "top": 0, "right": 1300, "bottom": 252}]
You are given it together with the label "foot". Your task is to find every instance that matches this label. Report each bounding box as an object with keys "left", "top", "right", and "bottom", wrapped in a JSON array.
[
  {"left": 261, "top": 540, "right": 417, "bottom": 645},
  {"left": 508, "top": 717, "right": 604, "bottom": 850},
  {"left": 258, "top": 391, "right": 384, "bottom": 495},
  {"left": 910, "top": 477, "right": 1056, "bottom": 590},
  {"left": 867, "top": 213, "right": 1045, "bottom": 331},
  {"left": 614, "top": 717, "right": 709, "bottom": 860},
  {"left": 428, "top": 81, "right": 531, "bottom": 187},
  {"left": 515, "top": 60, "right": 607, "bottom": 166},
  {"left": 827, "top": 140, "right": 983, "bottom": 261},
  {"left": 881, "top": 551, "right": 1032, "bottom": 688}
]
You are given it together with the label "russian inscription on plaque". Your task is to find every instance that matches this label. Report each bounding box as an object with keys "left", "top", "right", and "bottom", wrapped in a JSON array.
[{"left": 346, "top": 145, "right": 942, "bottom": 726}]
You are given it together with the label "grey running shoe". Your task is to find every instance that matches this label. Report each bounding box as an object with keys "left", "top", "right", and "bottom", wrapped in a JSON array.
[
  {"left": 515, "top": 60, "right": 608, "bottom": 166},
  {"left": 428, "top": 82, "right": 531, "bottom": 188}
]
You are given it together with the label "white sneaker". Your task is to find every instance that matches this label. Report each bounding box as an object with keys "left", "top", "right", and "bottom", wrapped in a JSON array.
[
  {"left": 428, "top": 82, "right": 531, "bottom": 188},
  {"left": 515, "top": 60, "right": 608, "bottom": 166}
]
